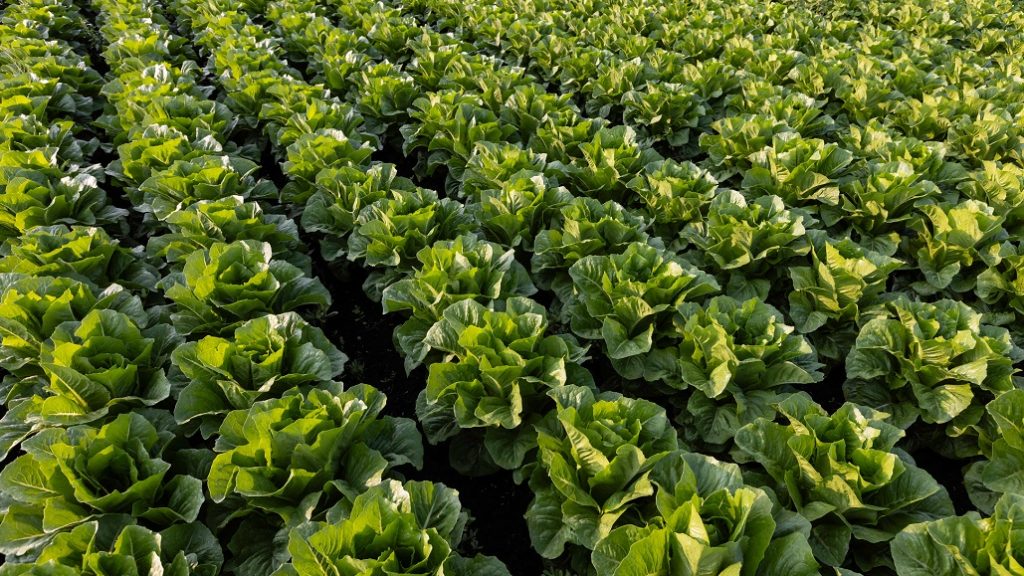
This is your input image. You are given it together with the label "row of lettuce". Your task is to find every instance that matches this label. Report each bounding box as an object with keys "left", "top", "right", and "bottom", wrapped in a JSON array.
[{"left": 2, "top": 0, "right": 1024, "bottom": 575}]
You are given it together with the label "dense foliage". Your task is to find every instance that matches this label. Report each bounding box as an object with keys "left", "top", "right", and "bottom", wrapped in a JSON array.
[{"left": 2, "top": 0, "right": 1024, "bottom": 574}]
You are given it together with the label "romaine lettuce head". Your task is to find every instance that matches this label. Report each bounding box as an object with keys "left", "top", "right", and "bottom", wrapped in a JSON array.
[
  {"left": 592, "top": 452, "right": 819, "bottom": 576},
  {"left": 161, "top": 240, "right": 331, "bottom": 336},
  {"left": 845, "top": 296, "right": 1021, "bottom": 452},
  {"left": 892, "top": 493, "right": 1024, "bottom": 576},
  {"left": 565, "top": 242, "right": 719, "bottom": 378},
  {"left": 734, "top": 393, "right": 954, "bottom": 568},
  {"left": 0, "top": 225, "right": 158, "bottom": 293},
  {"left": 0, "top": 274, "right": 144, "bottom": 384},
  {"left": 682, "top": 190, "right": 814, "bottom": 280},
  {"left": 0, "top": 413, "right": 203, "bottom": 557},
  {"left": 207, "top": 384, "right": 422, "bottom": 523},
  {"left": 0, "top": 151, "right": 126, "bottom": 238},
  {"left": 148, "top": 196, "right": 307, "bottom": 271},
  {"left": 381, "top": 234, "right": 537, "bottom": 370},
  {"left": 273, "top": 480, "right": 511, "bottom": 576},
  {"left": 348, "top": 187, "right": 477, "bottom": 269},
  {"left": 646, "top": 295, "right": 822, "bottom": 449},
  {"left": 173, "top": 312, "right": 347, "bottom": 437},
  {"left": 525, "top": 385, "right": 679, "bottom": 557},
  {"left": 531, "top": 198, "right": 660, "bottom": 301},
  {"left": 0, "top": 310, "right": 178, "bottom": 455},
  {"left": 0, "top": 521, "right": 223, "bottom": 576},
  {"left": 787, "top": 231, "right": 903, "bottom": 358},
  {"left": 417, "top": 297, "right": 591, "bottom": 471},
  {"left": 965, "top": 389, "right": 1024, "bottom": 509},
  {"left": 300, "top": 164, "right": 415, "bottom": 262}
]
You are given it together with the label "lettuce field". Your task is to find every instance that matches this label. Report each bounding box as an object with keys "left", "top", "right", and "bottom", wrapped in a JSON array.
[{"left": 2, "top": 0, "right": 1024, "bottom": 573}]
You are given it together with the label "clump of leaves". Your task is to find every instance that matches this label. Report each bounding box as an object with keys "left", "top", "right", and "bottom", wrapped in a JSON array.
[
  {"left": 524, "top": 385, "right": 679, "bottom": 558},
  {"left": 734, "top": 393, "right": 954, "bottom": 569}
]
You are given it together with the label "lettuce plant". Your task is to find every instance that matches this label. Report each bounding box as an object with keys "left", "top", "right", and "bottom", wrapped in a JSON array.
[
  {"left": 841, "top": 122, "right": 968, "bottom": 191},
  {"left": 134, "top": 154, "right": 277, "bottom": 221},
  {"left": 742, "top": 132, "right": 853, "bottom": 208},
  {"left": 565, "top": 242, "right": 720, "bottom": 379},
  {"left": 468, "top": 171, "right": 573, "bottom": 250},
  {"left": 682, "top": 190, "right": 813, "bottom": 283},
  {"left": 904, "top": 200, "right": 1005, "bottom": 294},
  {"left": 0, "top": 150, "right": 126, "bottom": 237},
  {"left": 592, "top": 452, "right": 819, "bottom": 576},
  {"left": 531, "top": 198, "right": 660, "bottom": 300},
  {"left": 0, "top": 226, "right": 158, "bottom": 292},
  {"left": 787, "top": 232, "right": 903, "bottom": 359},
  {"left": 458, "top": 142, "right": 549, "bottom": 202},
  {"left": 845, "top": 297, "right": 1021, "bottom": 452},
  {"left": 273, "top": 480, "right": 510, "bottom": 576},
  {"left": 0, "top": 521, "right": 223, "bottom": 576},
  {"left": 646, "top": 296, "right": 822, "bottom": 448},
  {"left": 0, "top": 274, "right": 145, "bottom": 392},
  {"left": 280, "top": 128, "right": 374, "bottom": 204},
  {"left": 734, "top": 393, "right": 954, "bottom": 568},
  {"left": 381, "top": 235, "right": 537, "bottom": 369},
  {"left": 2, "top": 308, "right": 175, "bottom": 430},
  {"left": 417, "top": 297, "right": 590, "bottom": 471},
  {"left": 262, "top": 88, "right": 371, "bottom": 152},
  {"left": 546, "top": 125, "right": 662, "bottom": 204},
  {"left": 0, "top": 116, "right": 96, "bottom": 163},
  {"left": 161, "top": 240, "right": 331, "bottom": 336},
  {"left": 173, "top": 312, "right": 347, "bottom": 437},
  {"left": 147, "top": 196, "right": 308, "bottom": 271},
  {"left": 824, "top": 161, "right": 942, "bottom": 238},
  {"left": 107, "top": 124, "right": 220, "bottom": 187},
  {"left": 976, "top": 241, "right": 1024, "bottom": 330},
  {"left": 0, "top": 302, "right": 172, "bottom": 457},
  {"left": 965, "top": 390, "right": 1024, "bottom": 508},
  {"left": 207, "top": 383, "right": 422, "bottom": 523},
  {"left": 621, "top": 82, "right": 705, "bottom": 147},
  {"left": 958, "top": 161, "right": 1024, "bottom": 237},
  {"left": 347, "top": 187, "right": 477, "bottom": 269},
  {"left": 300, "top": 164, "right": 414, "bottom": 261},
  {"left": 698, "top": 114, "right": 791, "bottom": 177},
  {"left": 0, "top": 413, "right": 204, "bottom": 557},
  {"left": 892, "top": 493, "right": 1024, "bottom": 576},
  {"left": 626, "top": 159, "right": 718, "bottom": 243},
  {"left": 525, "top": 385, "right": 679, "bottom": 558},
  {"left": 351, "top": 62, "right": 419, "bottom": 136},
  {"left": 401, "top": 91, "right": 515, "bottom": 181}
]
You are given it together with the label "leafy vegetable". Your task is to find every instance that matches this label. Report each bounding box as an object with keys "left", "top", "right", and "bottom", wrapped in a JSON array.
[
  {"left": 161, "top": 240, "right": 331, "bottom": 336},
  {"left": 565, "top": 241, "right": 719, "bottom": 378},
  {"left": 0, "top": 521, "right": 223, "bottom": 576},
  {"left": 647, "top": 296, "right": 822, "bottom": 448},
  {"left": 417, "top": 297, "right": 590, "bottom": 472},
  {"left": 892, "top": 493, "right": 1024, "bottom": 576},
  {"left": 592, "top": 452, "right": 819, "bottom": 576},
  {"left": 0, "top": 226, "right": 158, "bottom": 292},
  {"left": 0, "top": 413, "right": 204, "bottom": 557},
  {"left": 531, "top": 198, "right": 660, "bottom": 301},
  {"left": 525, "top": 385, "right": 679, "bottom": 558},
  {"left": 173, "top": 312, "right": 347, "bottom": 437},
  {"left": 273, "top": 480, "right": 511, "bottom": 576},
  {"left": 207, "top": 383, "right": 422, "bottom": 523},
  {"left": 845, "top": 296, "right": 1021, "bottom": 453},
  {"left": 381, "top": 234, "right": 537, "bottom": 369},
  {"left": 734, "top": 393, "right": 954, "bottom": 568},
  {"left": 787, "top": 231, "right": 903, "bottom": 359}
]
